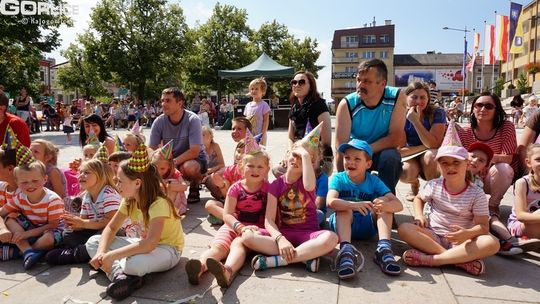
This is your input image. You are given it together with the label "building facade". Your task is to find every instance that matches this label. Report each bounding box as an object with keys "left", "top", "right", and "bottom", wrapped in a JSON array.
[{"left": 331, "top": 20, "right": 395, "bottom": 101}]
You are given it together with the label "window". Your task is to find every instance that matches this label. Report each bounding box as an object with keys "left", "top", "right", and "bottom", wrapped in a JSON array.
[
  {"left": 380, "top": 34, "right": 390, "bottom": 43},
  {"left": 343, "top": 36, "right": 359, "bottom": 48},
  {"left": 345, "top": 66, "right": 355, "bottom": 73},
  {"left": 363, "top": 35, "right": 376, "bottom": 44},
  {"left": 345, "top": 52, "right": 358, "bottom": 58},
  {"left": 346, "top": 81, "right": 355, "bottom": 89},
  {"left": 346, "top": 36, "right": 359, "bottom": 43},
  {"left": 524, "top": 19, "right": 530, "bottom": 33},
  {"left": 380, "top": 51, "right": 388, "bottom": 59},
  {"left": 476, "top": 76, "right": 482, "bottom": 89},
  {"left": 363, "top": 51, "right": 375, "bottom": 59},
  {"left": 40, "top": 71, "right": 45, "bottom": 82}
]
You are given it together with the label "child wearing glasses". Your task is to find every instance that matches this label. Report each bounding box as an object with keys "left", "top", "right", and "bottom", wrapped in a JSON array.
[{"left": 243, "top": 78, "right": 271, "bottom": 146}]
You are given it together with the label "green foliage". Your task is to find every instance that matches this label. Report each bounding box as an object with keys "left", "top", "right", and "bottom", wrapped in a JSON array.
[
  {"left": 80, "top": 0, "right": 189, "bottom": 102},
  {"left": 517, "top": 72, "right": 529, "bottom": 94},
  {"left": 494, "top": 77, "right": 505, "bottom": 96},
  {"left": 0, "top": 0, "right": 72, "bottom": 95},
  {"left": 56, "top": 44, "right": 107, "bottom": 99}
]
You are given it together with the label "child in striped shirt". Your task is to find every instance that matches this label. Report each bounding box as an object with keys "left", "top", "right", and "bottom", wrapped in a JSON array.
[
  {"left": 398, "top": 144, "right": 500, "bottom": 276},
  {"left": 0, "top": 160, "right": 64, "bottom": 270}
]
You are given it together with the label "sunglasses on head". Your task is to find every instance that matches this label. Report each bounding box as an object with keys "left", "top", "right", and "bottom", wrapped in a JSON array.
[
  {"left": 290, "top": 79, "right": 306, "bottom": 86},
  {"left": 473, "top": 102, "right": 495, "bottom": 110}
]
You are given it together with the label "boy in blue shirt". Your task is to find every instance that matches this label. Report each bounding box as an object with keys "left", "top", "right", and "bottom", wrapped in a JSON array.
[{"left": 328, "top": 139, "right": 403, "bottom": 279}]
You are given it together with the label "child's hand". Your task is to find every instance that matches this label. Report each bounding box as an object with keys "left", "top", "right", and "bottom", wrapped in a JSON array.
[
  {"left": 63, "top": 215, "right": 84, "bottom": 230},
  {"left": 0, "top": 229, "right": 12, "bottom": 243},
  {"left": 445, "top": 225, "right": 470, "bottom": 244},
  {"left": 11, "top": 231, "right": 28, "bottom": 243},
  {"left": 89, "top": 252, "right": 104, "bottom": 270},
  {"left": 291, "top": 146, "right": 311, "bottom": 162},
  {"left": 372, "top": 198, "right": 388, "bottom": 214},
  {"left": 240, "top": 225, "right": 259, "bottom": 235},
  {"left": 413, "top": 215, "right": 428, "bottom": 228},
  {"left": 100, "top": 252, "right": 115, "bottom": 273},
  {"left": 277, "top": 236, "right": 296, "bottom": 262},
  {"left": 353, "top": 201, "right": 373, "bottom": 216}
]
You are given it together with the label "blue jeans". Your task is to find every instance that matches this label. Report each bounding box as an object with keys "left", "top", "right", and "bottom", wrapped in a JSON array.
[{"left": 371, "top": 148, "right": 402, "bottom": 194}]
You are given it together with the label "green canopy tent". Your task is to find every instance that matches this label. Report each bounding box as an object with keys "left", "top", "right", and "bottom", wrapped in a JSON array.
[{"left": 218, "top": 52, "right": 294, "bottom": 78}]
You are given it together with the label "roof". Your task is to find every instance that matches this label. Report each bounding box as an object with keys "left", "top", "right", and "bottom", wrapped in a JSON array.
[
  {"left": 218, "top": 53, "right": 294, "bottom": 78},
  {"left": 394, "top": 53, "right": 469, "bottom": 67}
]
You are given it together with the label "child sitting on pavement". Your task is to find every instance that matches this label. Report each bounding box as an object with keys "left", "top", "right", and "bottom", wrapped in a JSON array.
[{"left": 327, "top": 138, "right": 403, "bottom": 278}]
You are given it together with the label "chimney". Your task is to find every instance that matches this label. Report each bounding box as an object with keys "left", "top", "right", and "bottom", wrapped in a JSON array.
[
  {"left": 364, "top": 23, "right": 367, "bottom": 27},
  {"left": 385, "top": 19, "right": 391, "bottom": 25},
  {"left": 372, "top": 16, "right": 376, "bottom": 27}
]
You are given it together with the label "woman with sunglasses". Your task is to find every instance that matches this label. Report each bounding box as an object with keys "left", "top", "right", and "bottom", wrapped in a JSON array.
[
  {"left": 457, "top": 92, "right": 519, "bottom": 255},
  {"left": 273, "top": 71, "right": 332, "bottom": 177}
]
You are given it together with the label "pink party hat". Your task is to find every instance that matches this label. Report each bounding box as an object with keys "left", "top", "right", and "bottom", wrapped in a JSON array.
[
  {"left": 299, "top": 121, "right": 323, "bottom": 149},
  {"left": 130, "top": 121, "right": 141, "bottom": 136},
  {"left": 159, "top": 140, "right": 174, "bottom": 161},
  {"left": 244, "top": 129, "right": 261, "bottom": 155},
  {"left": 441, "top": 121, "right": 463, "bottom": 147},
  {"left": 436, "top": 121, "right": 468, "bottom": 160}
]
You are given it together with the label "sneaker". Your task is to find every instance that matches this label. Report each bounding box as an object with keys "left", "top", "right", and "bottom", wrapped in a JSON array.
[
  {"left": 497, "top": 240, "right": 523, "bottom": 256},
  {"left": 251, "top": 254, "right": 267, "bottom": 271},
  {"left": 514, "top": 237, "right": 540, "bottom": 252},
  {"left": 305, "top": 257, "right": 320, "bottom": 273},
  {"left": 106, "top": 273, "right": 144, "bottom": 301},
  {"left": 45, "top": 248, "right": 76, "bottom": 265},
  {"left": 207, "top": 214, "right": 224, "bottom": 226}
]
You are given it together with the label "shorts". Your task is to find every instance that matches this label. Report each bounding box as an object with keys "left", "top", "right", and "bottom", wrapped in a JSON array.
[
  {"left": 423, "top": 228, "right": 453, "bottom": 249},
  {"left": 328, "top": 211, "right": 378, "bottom": 240},
  {"left": 280, "top": 228, "right": 327, "bottom": 247},
  {"left": 63, "top": 125, "right": 74, "bottom": 134},
  {"left": 12, "top": 213, "right": 63, "bottom": 246},
  {"left": 211, "top": 223, "right": 268, "bottom": 252}
]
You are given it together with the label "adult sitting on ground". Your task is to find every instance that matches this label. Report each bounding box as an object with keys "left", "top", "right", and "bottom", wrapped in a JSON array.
[
  {"left": 517, "top": 109, "right": 540, "bottom": 176},
  {"left": 0, "top": 93, "right": 30, "bottom": 147},
  {"left": 457, "top": 92, "right": 518, "bottom": 252},
  {"left": 273, "top": 71, "right": 332, "bottom": 177},
  {"left": 334, "top": 59, "right": 407, "bottom": 194},
  {"left": 399, "top": 82, "right": 446, "bottom": 201},
  {"left": 149, "top": 87, "right": 207, "bottom": 204}
]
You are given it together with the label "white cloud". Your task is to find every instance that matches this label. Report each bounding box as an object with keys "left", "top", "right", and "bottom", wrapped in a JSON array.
[
  {"left": 183, "top": 2, "right": 212, "bottom": 27},
  {"left": 316, "top": 40, "right": 332, "bottom": 101}
]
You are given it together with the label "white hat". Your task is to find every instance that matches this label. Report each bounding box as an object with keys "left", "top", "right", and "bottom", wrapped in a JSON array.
[{"left": 529, "top": 95, "right": 537, "bottom": 102}]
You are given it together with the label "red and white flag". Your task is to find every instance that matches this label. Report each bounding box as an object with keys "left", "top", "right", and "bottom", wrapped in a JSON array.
[
  {"left": 467, "top": 32, "right": 480, "bottom": 72},
  {"left": 484, "top": 24, "right": 495, "bottom": 64},
  {"left": 495, "top": 15, "right": 509, "bottom": 61}
]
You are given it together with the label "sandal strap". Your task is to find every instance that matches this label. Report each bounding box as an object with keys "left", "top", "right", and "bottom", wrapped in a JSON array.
[{"left": 2, "top": 245, "right": 10, "bottom": 261}]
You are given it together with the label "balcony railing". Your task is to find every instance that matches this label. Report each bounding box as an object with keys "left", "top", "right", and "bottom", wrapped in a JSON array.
[
  {"left": 341, "top": 42, "right": 359, "bottom": 48},
  {"left": 332, "top": 57, "right": 359, "bottom": 63},
  {"left": 332, "top": 72, "right": 356, "bottom": 79}
]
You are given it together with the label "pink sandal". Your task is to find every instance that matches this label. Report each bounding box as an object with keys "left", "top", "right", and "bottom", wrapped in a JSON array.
[
  {"left": 402, "top": 249, "right": 434, "bottom": 267},
  {"left": 455, "top": 259, "right": 485, "bottom": 276}
]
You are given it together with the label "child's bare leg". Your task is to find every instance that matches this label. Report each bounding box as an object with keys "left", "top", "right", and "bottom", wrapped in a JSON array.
[
  {"left": 288, "top": 231, "right": 337, "bottom": 263},
  {"left": 432, "top": 235, "right": 499, "bottom": 266},
  {"left": 205, "top": 200, "right": 224, "bottom": 220},
  {"left": 5, "top": 218, "right": 32, "bottom": 253},
  {"left": 241, "top": 231, "right": 279, "bottom": 255},
  {"left": 200, "top": 244, "right": 228, "bottom": 272},
  {"left": 397, "top": 223, "right": 446, "bottom": 254},
  {"left": 376, "top": 212, "right": 393, "bottom": 240},
  {"left": 335, "top": 209, "right": 353, "bottom": 242},
  {"left": 30, "top": 232, "right": 55, "bottom": 251}
]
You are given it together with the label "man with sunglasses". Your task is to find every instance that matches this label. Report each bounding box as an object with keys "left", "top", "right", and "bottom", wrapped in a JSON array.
[{"left": 334, "top": 59, "right": 407, "bottom": 195}]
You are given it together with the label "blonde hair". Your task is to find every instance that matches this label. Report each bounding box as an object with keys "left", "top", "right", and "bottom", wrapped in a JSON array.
[
  {"left": 79, "top": 159, "right": 117, "bottom": 192},
  {"left": 527, "top": 144, "right": 540, "bottom": 192},
  {"left": 249, "top": 77, "right": 267, "bottom": 95},
  {"left": 33, "top": 139, "right": 59, "bottom": 166},
  {"left": 202, "top": 125, "right": 215, "bottom": 144},
  {"left": 291, "top": 140, "right": 321, "bottom": 165},
  {"left": 123, "top": 133, "right": 146, "bottom": 145},
  {"left": 150, "top": 150, "right": 175, "bottom": 178},
  {"left": 14, "top": 160, "right": 46, "bottom": 180},
  {"left": 240, "top": 150, "right": 270, "bottom": 172}
]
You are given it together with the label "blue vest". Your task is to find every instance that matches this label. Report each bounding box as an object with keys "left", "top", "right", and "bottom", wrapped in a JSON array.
[{"left": 345, "top": 86, "right": 399, "bottom": 144}]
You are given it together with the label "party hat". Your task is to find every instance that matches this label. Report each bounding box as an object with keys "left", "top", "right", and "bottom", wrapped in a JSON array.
[
  {"left": 15, "top": 141, "right": 36, "bottom": 167},
  {"left": 128, "top": 143, "right": 150, "bottom": 172},
  {"left": 436, "top": 121, "right": 468, "bottom": 160},
  {"left": 299, "top": 121, "right": 322, "bottom": 149},
  {"left": 254, "top": 133, "right": 263, "bottom": 144},
  {"left": 86, "top": 128, "right": 100, "bottom": 147},
  {"left": 114, "top": 134, "right": 126, "bottom": 152},
  {"left": 2, "top": 125, "right": 17, "bottom": 150},
  {"left": 305, "top": 120, "right": 313, "bottom": 135},
  {"left": 130, "top": 121, "right": 141, "bottom": 136},
  {"left": 94, "top": 143, "right": 109, "bottom": 162},
  {"left": 244, "top": 129, "right": 261, "bottom": 155},
  {"left": 158, "top": 140, "right": 174, "bottom": 161}
]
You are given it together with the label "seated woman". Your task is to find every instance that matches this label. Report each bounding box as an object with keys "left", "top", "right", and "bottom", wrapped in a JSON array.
[{"left": 399, "top": 82, "right": 446, "bottom": 201}]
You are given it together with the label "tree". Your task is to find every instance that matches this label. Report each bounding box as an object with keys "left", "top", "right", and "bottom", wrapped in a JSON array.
[
  {"left": 517, "top": 72, "right": 530, "bottom": 94},
  {"left": 494, "top": 77, "right": 505, "bottom": 97},
  {"left": 0, "top": 0, "right": 72, "bottom": 96},
  {"left": 183, "top": 3, "right": 254, "bottom": 97},
  {"left": 79, "top": 0, "right": 189, "bottom": 102},
  {"left": 56, "top": 44, "right": 107, "bottom": 99}
]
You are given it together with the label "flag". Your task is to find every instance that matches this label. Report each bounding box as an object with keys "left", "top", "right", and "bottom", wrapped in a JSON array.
[
  {"left": 462, "top": 39, "right": 468, "bottom": 78},
  {"left": 484, "top": 24, "right": 495, "bottom": 65},
  {"left": 510, "top": 2, "right": 525, "bottom": 54},
  {"left": 467, "top": 32, "right": 480, "bottom": 72},
  {"left": 495, "top": 15, "right": 509, "bottom": 61}
]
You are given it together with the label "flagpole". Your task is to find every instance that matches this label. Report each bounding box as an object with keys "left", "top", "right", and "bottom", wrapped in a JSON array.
[
  {"left": 481, "top": 21, "right": 486, "bottom": 91},
  {"left": 493, "top": 10, "right": 497, "bottom": 94}
]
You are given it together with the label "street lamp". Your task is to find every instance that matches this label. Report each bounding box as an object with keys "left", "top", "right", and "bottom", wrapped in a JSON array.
[{"left": 443, "top": 26, "right": 470, "bottom": 113}]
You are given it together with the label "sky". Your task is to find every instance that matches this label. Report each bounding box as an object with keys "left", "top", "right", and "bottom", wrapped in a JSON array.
[{"left": 47, "top": 0, "right": 515, "bottom": 100}]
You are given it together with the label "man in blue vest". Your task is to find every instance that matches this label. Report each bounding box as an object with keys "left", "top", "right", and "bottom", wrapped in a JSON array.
[{"left": 334, "top": 59, "right": 406, "bottom": 194}]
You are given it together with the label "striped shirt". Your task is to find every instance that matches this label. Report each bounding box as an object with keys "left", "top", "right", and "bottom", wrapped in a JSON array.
[
  {"left": 419, "top": 177, "right": 488, "bottom": 235},
  {"left": 457, "top": 120, "right": 518, "bottom": 172},
  {"left": 0, "top": 182, "right": 19, "bottom": 208},
  {"left": 3, "top": 188, "right": 64, "bottom": 226},
  {"left": 80, "top": 185, "right": 121, "bottom": 220}
]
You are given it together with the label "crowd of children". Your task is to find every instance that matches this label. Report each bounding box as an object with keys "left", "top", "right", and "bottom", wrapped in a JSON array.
[{"left": 1, "top": 79, "right": 540, "bottom": 301}]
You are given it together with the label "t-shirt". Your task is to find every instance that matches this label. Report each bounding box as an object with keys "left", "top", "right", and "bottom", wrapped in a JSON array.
[
  {"left": 526, "top": 110, "right": 540, "bottom": 137},
  {"left": 227, "top": 181, "right": 269, "bottom": 227},
  {"left": 243, "top": 101, "right": 271, "bottom": 136},
  {"left": 80, "top": 185, "right": 121, "bottom": 221},
  {"left": 223, "top": 164, "right": 242, "bottom": 186},
  {"left": 149, "top": 110, "right": 207, "bottom": 164},
  {"left": 119, "top": 197, "right": 184, "bottom": 250},
  {"left": 269, "top": 175, "right": 318, "bottom": 231},
  {"left": 419, "top": 177, "right": 488, "bottom": 235},
  {"left": 316, "top": 172, "right": 329, "bottom": 213},
  {"left": 0, "top": 182, "right": 19, "bottom": 208},
  {"left": 3, "top": 188, "right": 64, "bottom": 226},
  {"left": 405, "top": 107, "right": 446, "bottom": 147},
  {"left": 328, "top": 171, "right": 390, "bottom": 202},
  {"left": 288, "top": 98, "right": 328, "bottom": 140},
  {"left": 458, "top": 120, "right": 517, "bottom": 173},
  {"left": 0, "top": 113, "right": 30, "bottom": 147},
  {"left": 429, "top": 88, "right": 440, "bottom": 103},
  {"left": 522, "top": 105, "right": 538, "bottom": 123}
]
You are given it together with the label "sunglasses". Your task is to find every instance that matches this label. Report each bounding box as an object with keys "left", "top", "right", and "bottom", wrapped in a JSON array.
[
  {"left": 473, "top": 102, "right": 495, "bottom": 110},
  {"left": 290, "top": 79, "right": 306, "bottom": 86}
]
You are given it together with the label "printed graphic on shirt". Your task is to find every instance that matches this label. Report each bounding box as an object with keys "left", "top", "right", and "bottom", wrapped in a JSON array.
[{"left": 279, "top": 186, "right": 307, "bottom": 225}]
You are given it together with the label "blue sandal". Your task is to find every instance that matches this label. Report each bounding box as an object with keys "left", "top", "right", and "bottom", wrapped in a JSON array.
[
  {"left": 374, "top": 248, "right": 401, "bottom": 276},
  {"left": 334, "top": 244, "right": 364, "bottom": 279},
  {"left": 23, "top": 249, "right": 44, "bottom": 270}
]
